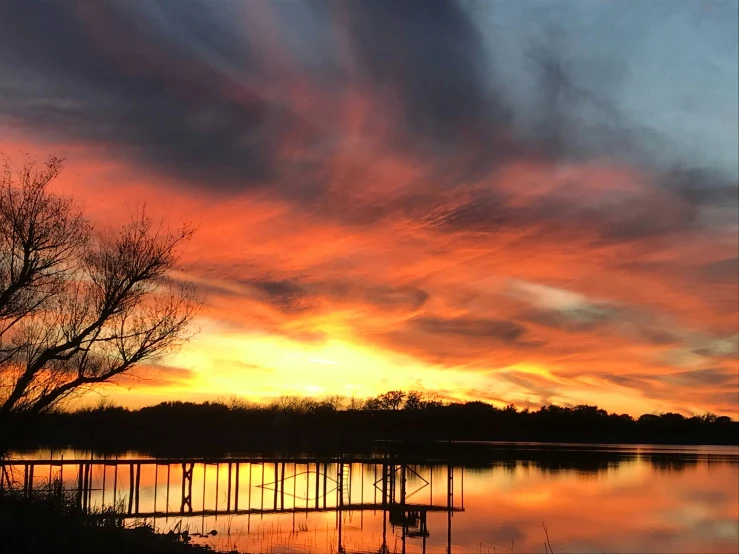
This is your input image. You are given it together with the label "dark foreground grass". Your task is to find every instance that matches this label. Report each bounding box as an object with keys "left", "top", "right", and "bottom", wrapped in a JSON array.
[{"left": 0, "top": 483, "right": 217, "bottom": 554}]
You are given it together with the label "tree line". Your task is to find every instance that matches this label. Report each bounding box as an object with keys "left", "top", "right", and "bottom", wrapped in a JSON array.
[{"left": 13, "top": 390, "right": 736, "bottom": 454}]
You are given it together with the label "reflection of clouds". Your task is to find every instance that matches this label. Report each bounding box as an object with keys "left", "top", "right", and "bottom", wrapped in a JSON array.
[
  {"left": 456, "top": 451, "right": 738, "bottom": 553},
  {"left": 15, "top": 445, "right": 738, "bottom": 552}
]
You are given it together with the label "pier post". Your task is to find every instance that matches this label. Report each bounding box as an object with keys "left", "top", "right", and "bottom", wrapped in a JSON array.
[
  {"left": 87, "top": 463, "right": 93, "bottom": 511},
  {"left": 82, "top": 463, "right": 91, "bottom": 511},
  {"left": 322, "top": 463, "right": 327, "bottom": 508},
  {"left": 76, "top": 464, "right": 83, "bottom": 509},
  {"left": 401, "top": 464, "right": 406, "bottom": 505},
  {"left": 233, "top": 463, "right": 239, "bottom": 511},
  {"left": 113, "top": 465, "right": 118, "bottom": 507},
  {"left": 181, "top": 463, "right": 193, "bottom": 513},
  {"left": 273, "top": 463, "right": 278, "bottom": 510},
  {"left": 247, "top": 463, "right": 252, "bottom": 511},
  {"left": 227, "top": 463, "right": 232, "bottom": 512},
  {"left": 202, "top": 464, "right": 207, "bottom": 512},
  {"left": 134, "top": 463, "right": 141, "bottom": 514},
  {"left": 381, "top": 463, "right": 388, "bottom": 506},
  {"left": 128, "top": 464, "right": 134, "bottom": 514},
  {"left": 447, "top": 464, "right": 453, "bottom": 554},
  {"left": 22, "top": 465, "right": 29, "bottom": 498},
  {"left": 280, "top": 462, "right": 285, "bottom": 510},
  {"left": 337, "top": 462, "right": 343, "bottom": 508},
  {"left": 153, "top": 465, "right": 158, "bottom": 513},
  {"left": 215, "top": 463, "right": 220, "bottom": 514}
]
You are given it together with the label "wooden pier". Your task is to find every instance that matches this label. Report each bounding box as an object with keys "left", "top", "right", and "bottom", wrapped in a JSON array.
[{"left": 1, "top": 453, "right": 464, "bottom": 553}]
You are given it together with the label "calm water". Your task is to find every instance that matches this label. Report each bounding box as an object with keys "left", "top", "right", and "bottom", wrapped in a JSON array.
[{"left": 4, "top": 443, "right": 738, "bottom": 553}]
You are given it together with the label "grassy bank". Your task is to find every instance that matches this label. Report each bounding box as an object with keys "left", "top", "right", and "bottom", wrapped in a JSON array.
[{"left": 0, "top": 482, "right": 218, "bottom": 554}]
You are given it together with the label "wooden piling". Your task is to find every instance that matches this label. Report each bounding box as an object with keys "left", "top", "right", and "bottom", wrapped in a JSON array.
[
  {"left": 134, "top": 464, "right": 141, "bottom": 514},
  {"left": 128, "top": 464, "right": 134, "bottom": 514}
]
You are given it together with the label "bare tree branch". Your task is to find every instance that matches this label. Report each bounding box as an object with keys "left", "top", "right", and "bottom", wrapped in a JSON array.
[{"left": 0, "top": 155, "right": 200, "bottom": 421}]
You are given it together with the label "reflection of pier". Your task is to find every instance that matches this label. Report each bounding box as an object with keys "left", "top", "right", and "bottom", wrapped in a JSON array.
[{"left": 1, "top": 454, "right": 464, "bottom": 553}]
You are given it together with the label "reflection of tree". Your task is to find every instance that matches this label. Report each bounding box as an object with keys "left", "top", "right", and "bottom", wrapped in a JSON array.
[
  {"left": 489, "top": 450, "right": 630, "bottom": 475},
  {"left": 644, "top": 454, "right": 700, "bottom": 473}
]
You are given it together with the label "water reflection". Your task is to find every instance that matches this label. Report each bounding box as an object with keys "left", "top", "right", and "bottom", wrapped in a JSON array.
[{"left": 3, "top": 444, "right": 738, "bottom": 553}]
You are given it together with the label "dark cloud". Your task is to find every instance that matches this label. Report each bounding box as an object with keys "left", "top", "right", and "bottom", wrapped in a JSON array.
[
  {"left": 698, "top": 257, "right": 739, "bottom": 286},
  {"left": 347, "top": 0, "right": 511, "bottom": 152},
  {"left": 424, "top": 181, "right": 710, "bottom": 244},
  {"left": 603, "top": 374, "right": 652, "bottom": 390},
  {"left": 218, "top": 274, "right": 429, "bottom": 315},
  {"left": 597, "top": 370, "right": 738, "bottom": 411},
  {"left": 712, "top": 390, "right": 739, "bottom": 409},
  {"left": 664, "top": 168, "right": 739, "bottom": 209},
  {"left": 423, "top": 191, "right": 512, "bottom": 234},
  {"left": 324, "top": 283, "right": 429, "bottom": 312},
  {"left": 366, "top": 286, "right": 429, "bottom": 310},
  {"left": 0, "top": 0, "right": 290, "bottom": 189},
  {"left": 659, "top": 368, "right": 738, "bottom": 387},
  {"left": 522, "top": 38, "right": 640, "bottom": 164},
  {"left": 246, "top": 278, "right": 312, "bottom": 313},
  {"left": 1, "top": 0, "right": 509, "bottom": 193},
  {"left": 410, "top": 315, "right": 528, "bottom": 343},
  {"left": 641, "top": 329, "right": 683, "bottom": 346},
  {"left": 0, "top": 1, "right": 735, "bottom": 249},
  {"left": 373, "top": 315, "right": 543, "bottom": 366}
]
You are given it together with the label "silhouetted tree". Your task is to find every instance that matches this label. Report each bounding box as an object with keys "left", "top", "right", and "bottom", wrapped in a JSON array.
[
  {"left": 420, "top": 392, "right": 445, "bottom": 410},
  {"left": 322, "top": 395, "right": 345, "bottom": 411},
  {"left": 362, "top": 397, "right": 382, "bottom": 410},
  {"left": 404, "top": 390, "right": 424, "bottom": 410},
  {"left": 378, "top": 390, "right": 406, "bottom": 410},
  {"left": 12, "top": 390, "right": 736, "bottom": 452},
  {"left": 0, "top": 156, "right": 199, "bottom": 443}
]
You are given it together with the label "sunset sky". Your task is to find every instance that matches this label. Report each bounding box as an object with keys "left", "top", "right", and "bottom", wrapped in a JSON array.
[{"left": 1, "top": 0, "right": 737, "bottom": 416}]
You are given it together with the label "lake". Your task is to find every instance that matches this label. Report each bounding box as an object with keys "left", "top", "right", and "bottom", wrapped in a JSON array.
[{"left": 3, "top": 443, "right": 737, "bottom": 553}]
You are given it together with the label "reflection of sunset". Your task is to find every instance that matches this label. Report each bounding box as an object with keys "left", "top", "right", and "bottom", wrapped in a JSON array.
[{"left": 11, "top": 448, "right": 736, "bottom": 553}]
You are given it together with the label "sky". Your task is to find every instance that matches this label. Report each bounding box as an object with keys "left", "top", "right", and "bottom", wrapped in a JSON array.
[{"left": 0, "top": 0, "right": 737, "bottom": 416}]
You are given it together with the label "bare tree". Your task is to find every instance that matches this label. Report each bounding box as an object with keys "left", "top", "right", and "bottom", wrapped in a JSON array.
[
  {"left": 377, "top": 390, "right": 406, "bottom": 411},
  {"left": 404, "top": 390, "right": 424, "bottom": 410},
  {"left": 321, "top": 394, "right": 345, "bottom": 411},
  {"left": 0, "top": 156, "right": 200, "bottom": 429}
]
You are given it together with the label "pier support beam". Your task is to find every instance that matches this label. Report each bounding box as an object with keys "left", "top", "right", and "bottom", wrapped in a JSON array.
[{"left": 180, "top": 463, "right": 193, "bottom": 513}]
